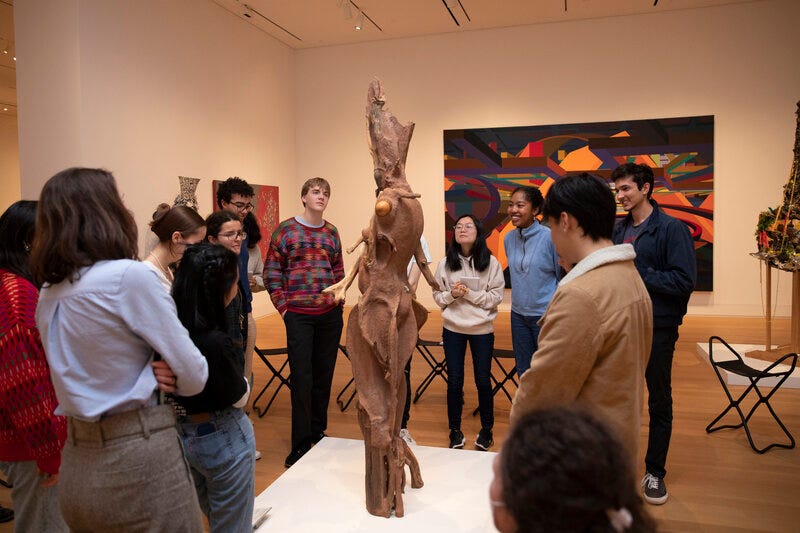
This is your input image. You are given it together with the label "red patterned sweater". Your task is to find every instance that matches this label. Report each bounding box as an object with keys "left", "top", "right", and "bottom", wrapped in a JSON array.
[
  {"left": 265, "top": 217, "right": 345, "bottom": 315},
  {"left": 0, "top": 269, "right": 66, "bottom": 475}
]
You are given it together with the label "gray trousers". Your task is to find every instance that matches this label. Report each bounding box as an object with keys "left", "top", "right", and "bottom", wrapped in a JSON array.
[
  {"left": 0, "top": 460, "right": 68, "bottom": 532},
  {"left": 60, "top": 405, "right": 203, "bottom": 532}
]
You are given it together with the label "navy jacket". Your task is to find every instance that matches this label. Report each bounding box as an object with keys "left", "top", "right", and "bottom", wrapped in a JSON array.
[{"left": 612, "top": 200, "right": 696, "bottom": 328}]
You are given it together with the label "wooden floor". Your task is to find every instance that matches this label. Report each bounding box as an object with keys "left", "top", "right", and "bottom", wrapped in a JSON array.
[{"left": 1, "top": 312, "right": 797, "bottom": 531}]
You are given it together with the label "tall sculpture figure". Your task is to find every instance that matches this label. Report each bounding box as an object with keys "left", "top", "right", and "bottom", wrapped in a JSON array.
[{"left": 325, "top": 81, "right": 438, "bottom": 517}]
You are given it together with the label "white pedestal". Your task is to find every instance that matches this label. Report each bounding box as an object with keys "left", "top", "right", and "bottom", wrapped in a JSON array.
[
  {"left": 695, "top": 343, "right": 800, "bottom": 388},
  {"left": 254, "top": 437, "right": 497, "bottom": 532}
]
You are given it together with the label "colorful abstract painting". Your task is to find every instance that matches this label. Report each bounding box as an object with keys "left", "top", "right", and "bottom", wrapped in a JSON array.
[
  {"left": 444, "top": 116, "right": 714, "bottom": 290},
  {"left": 212, "top": 180, "right": 279, "bottom": 261}
]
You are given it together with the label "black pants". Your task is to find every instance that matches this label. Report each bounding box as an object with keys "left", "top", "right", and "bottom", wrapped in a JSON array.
[
  {"left": 284, "top": 307, "right": 344, "bottom": 450},
  {"left": 401, "top": 359, "right": 411, "bottom": 429},
  {"left": 645, "top": 325, "right": 680, "bottom": 479}
]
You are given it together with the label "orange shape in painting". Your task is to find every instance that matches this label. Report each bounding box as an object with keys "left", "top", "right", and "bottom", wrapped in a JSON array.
[{"left": 560, "top": 146, "right": 602, "bottom": 171}]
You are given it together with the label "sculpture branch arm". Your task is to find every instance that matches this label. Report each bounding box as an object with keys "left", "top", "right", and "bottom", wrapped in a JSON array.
[{"left": 323, "top": 253, "right": 363, "bottom": 303}]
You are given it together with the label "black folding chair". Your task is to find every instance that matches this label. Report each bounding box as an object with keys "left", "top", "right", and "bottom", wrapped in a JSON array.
[
  {"left": 706, "top": 335, "right": 797, "bottom": 453},
  {"left": 251, "top": 346, "right": 291, "bottom": 418},
  {"left": 335, "top": 344, "right": 357, "bottom": 412},
  {"left": 413, "top": 338, "right": 446, "bottom": 403},
  {"left": 473, "top": 348, "right": 518, "bottom": 416}
]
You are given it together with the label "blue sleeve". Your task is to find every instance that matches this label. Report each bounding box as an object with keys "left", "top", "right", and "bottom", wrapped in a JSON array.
[{"left": 118, "top": 263, "right": 208, "bottom": 396}]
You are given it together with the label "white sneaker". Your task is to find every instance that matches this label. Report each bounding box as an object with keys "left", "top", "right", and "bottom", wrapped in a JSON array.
[
  {"left": 255, "top": 449, "right": 262, "bottom": 461},
  {"left": 399, "top": 428, "right": 416, "bottom": 445}
]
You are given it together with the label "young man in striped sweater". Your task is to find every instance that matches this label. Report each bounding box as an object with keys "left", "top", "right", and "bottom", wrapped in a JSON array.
[{"left": 265, "top": 177, "right": 345, "bottom": 467}]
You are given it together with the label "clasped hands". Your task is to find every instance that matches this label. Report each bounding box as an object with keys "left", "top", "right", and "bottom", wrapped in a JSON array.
[{"left": 450, "top": 281, "right": 468, "bottom": 299}]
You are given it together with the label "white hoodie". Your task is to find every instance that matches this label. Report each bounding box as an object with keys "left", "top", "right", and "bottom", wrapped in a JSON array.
[{"left": 432, "top": 254, "right": 505, "bottom": 335}]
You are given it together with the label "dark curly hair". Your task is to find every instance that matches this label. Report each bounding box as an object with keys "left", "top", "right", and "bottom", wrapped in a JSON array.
[
  {"left": 215, "top": 177, "right": 254, "bottom": 209},
  {"left": 171, "top": 242, "right": 238, "bottom": 337},
  {"left": 499, "top": 408, "right": 655, "bottom": 533},
  {"left": 500, "top": 407, "right": 655, "bottom": 533}
]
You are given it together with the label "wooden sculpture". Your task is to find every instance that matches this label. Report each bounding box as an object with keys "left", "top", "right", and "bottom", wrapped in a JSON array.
[{"left": 324, "top": 80, "right": 438, "bottom": 517}]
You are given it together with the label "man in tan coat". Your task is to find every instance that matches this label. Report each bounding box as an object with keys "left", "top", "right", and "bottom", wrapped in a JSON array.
[{"left": 510, "top": 173, "right": 652, "bottom": 460}]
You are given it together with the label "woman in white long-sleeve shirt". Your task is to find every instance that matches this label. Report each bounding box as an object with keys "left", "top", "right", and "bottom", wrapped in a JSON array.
[
  {"left": 31, "top": 167, "right": 209, "bottom": 532},
  {"left": 432, "top": 214, "right": 505, "bottom": 452}
]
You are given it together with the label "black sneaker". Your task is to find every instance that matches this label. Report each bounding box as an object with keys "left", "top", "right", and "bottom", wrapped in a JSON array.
[
  {"left": 284, "top": 446, "right": 309, "bottom": 468},
  {"left": 475, "top": 428, "right": 493, "bottom": 451},
  {"left": 448, "top": 429, "right": 465, "bottom": 449},
  {"left": 0, "top": 505, "right": 13, "bottom": 524},
  {"left": 641, "top": 473, "right": 668, "bottom": 505}
]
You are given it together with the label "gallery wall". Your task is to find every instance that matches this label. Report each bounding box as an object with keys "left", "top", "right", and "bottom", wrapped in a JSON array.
[
  {"left": 293, "top": 0, "right": 800, "bottom": 317},
  {"left": 12, "top": 0, "right": 799, "bottom": 319},
  {"left": 14, "top": 0, "right": 297, "bottom": 317},
  {"left": 0, "top": 115, "right": 20, "bottom": 211}
]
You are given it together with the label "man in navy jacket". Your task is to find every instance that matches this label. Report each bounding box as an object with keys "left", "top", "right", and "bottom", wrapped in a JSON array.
[{"left": 611, "top": 163, "right": 696, "bottom": 506}]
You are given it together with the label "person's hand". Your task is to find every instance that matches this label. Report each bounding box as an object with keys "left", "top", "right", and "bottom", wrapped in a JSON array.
[
  {"left": 39, "top": 470, "right": 59, "bottom": 488},
  {"left": 451, "top": 282, "right": 467, "bottom": 299},
  {"left": 152, "top": 360, "right": 177, "bottom": 393},
  {"left": 248, "top": 274, "right": 257, "bottom": 290}
]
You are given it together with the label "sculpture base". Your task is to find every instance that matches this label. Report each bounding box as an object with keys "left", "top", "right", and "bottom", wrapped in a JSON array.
[{"left": 254, "top": 437, "right": 495, "bottom": 532}]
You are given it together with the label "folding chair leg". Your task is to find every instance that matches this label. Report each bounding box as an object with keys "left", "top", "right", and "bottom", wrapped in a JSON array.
[{"left": 336, "top": 377, "right": 357, "bottom": 412}]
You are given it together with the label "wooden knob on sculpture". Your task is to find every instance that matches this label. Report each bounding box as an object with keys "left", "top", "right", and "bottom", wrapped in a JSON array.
[{"left": 375, "top": 199, "right": 392, "bottom": 217}]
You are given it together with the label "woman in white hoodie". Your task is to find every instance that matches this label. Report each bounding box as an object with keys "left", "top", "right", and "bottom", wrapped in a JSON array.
[{"left": 433, "top": 214, "right": 505, "bottom": 451}]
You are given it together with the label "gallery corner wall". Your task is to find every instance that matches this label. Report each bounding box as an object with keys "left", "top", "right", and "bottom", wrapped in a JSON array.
[
  {"left": 14, "top": 0, "right": 297, "bottom": 318},
  {"left": 292, "top": 0, "right": 800, "bottom": 318}
]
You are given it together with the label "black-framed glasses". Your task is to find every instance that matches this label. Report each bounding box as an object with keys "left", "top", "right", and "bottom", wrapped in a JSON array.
[
  {"left": 230, "top": 201, "right": 254, "bottom": 212},
  {"left": 219, "top": 230, "right": 247, "bottom": 240}
]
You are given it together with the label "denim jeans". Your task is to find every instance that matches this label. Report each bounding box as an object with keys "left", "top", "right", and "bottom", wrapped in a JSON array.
[
  {"left": 442, "top": 328, "right": 495, "bottom": 431},
  {"left": 510, "top": 310, "right": 542, "bottom": 377},
  {"left": 0, "top": 460, "right": 68, "bottom": 532},
  {"left": 645, "top": 325, "right": 680, "bottom": 479},
  {"left": 179, "top": 407, "right": 255, "bottom": 533}
]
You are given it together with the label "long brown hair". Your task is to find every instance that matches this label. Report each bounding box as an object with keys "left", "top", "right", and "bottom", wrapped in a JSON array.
[{"left": 31, "top": 167, "right": 138, "bottom": 285}]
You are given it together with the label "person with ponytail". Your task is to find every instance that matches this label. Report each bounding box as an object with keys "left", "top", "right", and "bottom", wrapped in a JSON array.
[{"left": 143, "top": 203, "right": 206, "bottom": 291}]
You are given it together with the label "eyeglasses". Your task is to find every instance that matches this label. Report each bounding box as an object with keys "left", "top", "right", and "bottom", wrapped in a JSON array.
[
  {"left": 218, "top": 231, "right": 247, "bottom": 240},
  {"left": 229, "top": 201, "right": 254, "bottom": 212},
  {"left": 453, "top": 223, "right": 476, "bottom": 231}
]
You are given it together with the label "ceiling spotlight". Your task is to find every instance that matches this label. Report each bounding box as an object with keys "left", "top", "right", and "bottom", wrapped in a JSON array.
[{"left": 355, "top": 11, "right": 364, "bottom": 30}]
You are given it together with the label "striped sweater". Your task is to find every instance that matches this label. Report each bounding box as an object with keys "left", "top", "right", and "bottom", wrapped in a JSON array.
[
  {"left": 265, "top": 217, "right": 345, "bottom": 315},
  {"left": 0, "top": 270, "right": 66, "bottom": 475}
]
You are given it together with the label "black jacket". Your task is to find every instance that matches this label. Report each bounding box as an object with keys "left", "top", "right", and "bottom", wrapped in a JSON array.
[{"left": 612, "top": 200, "right": 697, "bottom": 328}]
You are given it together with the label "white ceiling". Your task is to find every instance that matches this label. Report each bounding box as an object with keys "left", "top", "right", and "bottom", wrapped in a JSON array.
[
  {"left": 210, "top": 0, "right": 757, "bottom": 49},
  {"left": 0, "top": 0, "right": 759, "bottom": 117}
]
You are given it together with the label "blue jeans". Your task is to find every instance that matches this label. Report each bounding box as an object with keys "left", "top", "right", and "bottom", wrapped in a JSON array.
[
  {"left": 179, "top": 407, "right": 255, "bottom": 533},
  {"left": 511, "top": 310, "right": 542, "bottom": 377},
  {"left": 442, "top": 328, "right": 494, "bottom": 431}
]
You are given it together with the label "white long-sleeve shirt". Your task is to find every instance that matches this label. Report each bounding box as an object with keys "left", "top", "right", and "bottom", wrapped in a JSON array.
[{"left": 36, "top": 260, "right": 208, "bottom": 421}]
